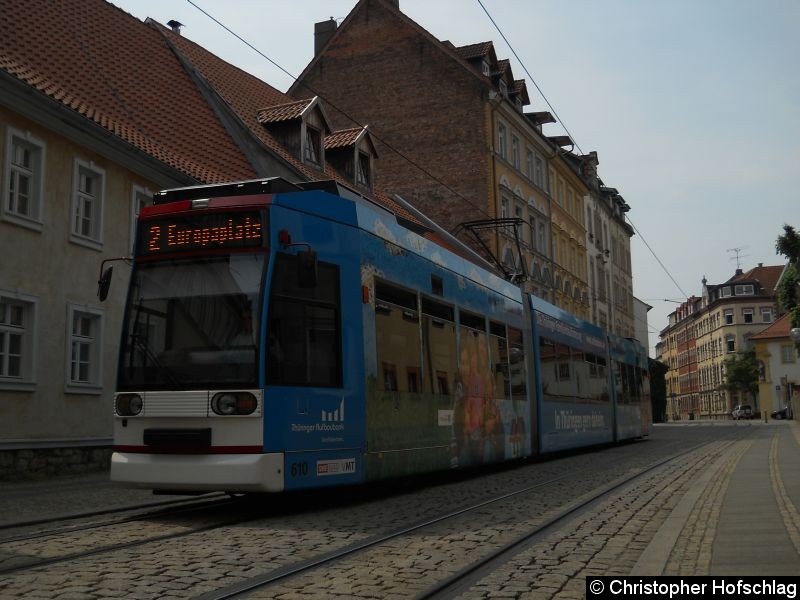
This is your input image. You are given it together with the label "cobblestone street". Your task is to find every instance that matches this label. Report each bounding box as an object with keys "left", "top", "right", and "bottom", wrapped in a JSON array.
[{"left": 1, "top": 421, "right": 798, "bottom": 599}]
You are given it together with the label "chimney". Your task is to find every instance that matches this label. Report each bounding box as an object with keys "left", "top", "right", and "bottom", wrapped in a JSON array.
[
  {"left": 735, "top": 268, "right": 743, "bottom": 276},
  {"left": 314, "top": 18, "right": 337, "bottom": 55},
  {"left": 758, "top": 262, "right": 763, "bottom": 267},
  {"left": 167, "top": 20, "right": 184, "bottom": 35}
]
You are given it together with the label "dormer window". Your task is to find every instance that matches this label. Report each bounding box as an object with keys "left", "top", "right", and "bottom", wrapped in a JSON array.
[
  {"left": 356, "top": 151, "right": 371, "bottom": 188},
  {"left": 481, "top": 61, "right": 491, "bottom": 76},
  {"left": 498, "top": 79, "right": 508, "bottom": 97},
  {"left": 304, "top": 125, "right": 322, "bottom": 166},
  {"left": 324, "top": 126, "right": 377, "bottom": 191},
  {"left": 257, "top": 97, "right": 331, "bottom": 169}
]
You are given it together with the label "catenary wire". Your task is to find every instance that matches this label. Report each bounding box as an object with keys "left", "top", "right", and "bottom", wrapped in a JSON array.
[
  {"left": 184, "top": 0, "right": 496, "bottom": 223},
  {"left": 185, "top": 0, "right": 689, "bottom": 329}
]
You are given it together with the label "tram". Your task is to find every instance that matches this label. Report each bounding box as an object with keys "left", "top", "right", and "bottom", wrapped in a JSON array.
[{"left": 105, "top": 178, "right": 650, "bottom": 493}]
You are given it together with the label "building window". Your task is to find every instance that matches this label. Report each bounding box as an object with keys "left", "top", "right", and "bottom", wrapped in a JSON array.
[
  {"left": 355, "top": 151, "right": 371, "bottom": 188},
  {"left": 305, "top": 126, "right": 322, "bottom": 166},
  {"left": 761, "top": 307, "right": 773, "bottom": 323},
  {"left": 130, "top": 185, "right": 153, "bottom": 253},
  {"left": 511, "top": 135, "right": 520, "bottom": 169},
  {"left": 526, "top": 149, "right": 534, "bottom": 180},
  {"left": 742, "top": 308, "right": 754, "bottom": 324},
  {"left": 734, "top": 284, "right": 754, "bottom": 295},
  {"left": 3, "top": 128, "right": 46, "bottom": 229},
  {"left": 0, "top": 292, "right": 36, "bottom": 390},
  {"left": 726, "top": 335, "right": 735, "bottom": 353},
  {"left": 70, "top": 160, "right": 105, "bottom": 249},
  {"left": 781, "top": 345, "right": 796, "bottom": 364},
  {"left": 720, "top": 286, "right": 732, "bottom": 298},
  {"left": 497, "top": 122, "right": 507, "bottom": 160},
  {"left": 535, "top": 156, "right": 544, "bottom": 188},
  {"left": 498, "top": 79, "right": 508, "bottom": 97},
  {"left": 724, "top": 309, "right": 734, "bottom": 325},
  {"left": 65, "top": 304, "right": 103, "bottom": 393}
]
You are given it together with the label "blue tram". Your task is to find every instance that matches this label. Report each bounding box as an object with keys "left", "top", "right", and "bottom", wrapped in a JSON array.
[{"left": 107, "top": 178, "right": 649, "bottom": 493}]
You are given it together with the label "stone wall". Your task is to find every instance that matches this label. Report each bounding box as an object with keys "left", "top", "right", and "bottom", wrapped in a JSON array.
[{"left": 0, "top": 446, "right": 111, "bottom": 481}]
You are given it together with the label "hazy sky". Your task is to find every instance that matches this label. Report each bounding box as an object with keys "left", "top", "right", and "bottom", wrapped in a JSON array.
[{"left": 111, "top": 0, "right": 800, "bottom": 353}]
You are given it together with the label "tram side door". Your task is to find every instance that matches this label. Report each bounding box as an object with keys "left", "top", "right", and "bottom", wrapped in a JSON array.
[{"left": 263, "top": 251, "right": 365, "bottom": 490}]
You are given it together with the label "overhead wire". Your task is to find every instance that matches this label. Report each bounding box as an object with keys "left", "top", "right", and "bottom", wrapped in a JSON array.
[
  {"left": 476, "top": 0, "right": 690, "bottom": 304},
  {"left": 185, "top": 0, "right": 496, "bottom": 223},
  {"left": 186, "top": 0, "right": 690, "bottom": 332}
]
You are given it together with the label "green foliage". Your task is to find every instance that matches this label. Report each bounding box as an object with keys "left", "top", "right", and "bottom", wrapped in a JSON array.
[
  {"left": 778, "top": 263, "right": 799, "bottom": 313},
  {"left": 776, "top": 224, "right": 800, "bottom": 266},
  {"left": 721, "top": 348, "right": 759, "bottom": 400}
]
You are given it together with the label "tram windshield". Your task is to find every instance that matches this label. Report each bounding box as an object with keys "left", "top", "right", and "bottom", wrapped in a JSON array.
[{"left": 118, "top": 254, "right": 265, "bottom": 391}]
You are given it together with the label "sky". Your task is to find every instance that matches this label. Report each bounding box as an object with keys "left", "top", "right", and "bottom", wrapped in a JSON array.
[{"left": 111, "top": 0, "right": 800, "bottom": 355}]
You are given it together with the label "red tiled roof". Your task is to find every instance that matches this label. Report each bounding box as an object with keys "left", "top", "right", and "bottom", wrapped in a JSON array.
[
  {"left": 153, "top": 23, "right": 425, "bottom": 223},
  {"left": 257, "top": 100, "right": 313, "bottom": 124},
  {"left": 750, "top": 313, "right": 792, "bottom": 341},
  {"left": 453, "top": 41, "right": 494, "bottom": 61},
  {"left": 1, "top": 0, "right": 475, "bottom": 264},
  {"left": 0, "top": 0, "right": 256, "bottom": 184},
  {"left": 728, "top": 265, "right": 785, "bottom": 292},
  {"left": 325, "top": 127, "right": 364, "bottom": 150}
]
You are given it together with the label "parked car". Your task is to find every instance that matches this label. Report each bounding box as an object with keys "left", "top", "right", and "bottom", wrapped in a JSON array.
[
  {"left": 771, "top": 407, "right": 789, "bottom": 420},
  {"left": 732, "top": 404, "right": 753, "bottom": 420}
]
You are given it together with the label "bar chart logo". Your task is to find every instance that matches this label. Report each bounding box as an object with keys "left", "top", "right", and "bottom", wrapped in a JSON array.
[{"left": 321, "top": 398, "right": 345, "bottom": 422}]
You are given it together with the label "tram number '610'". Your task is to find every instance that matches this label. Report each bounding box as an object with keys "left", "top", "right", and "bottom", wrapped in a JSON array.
[{"left": 290, "top": 462, "right": 309, "bottom": 477}]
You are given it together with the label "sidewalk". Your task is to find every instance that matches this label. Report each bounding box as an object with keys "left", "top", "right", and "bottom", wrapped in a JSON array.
[{"left": 634, "top": 420, "right": 800, "bottom": 575}]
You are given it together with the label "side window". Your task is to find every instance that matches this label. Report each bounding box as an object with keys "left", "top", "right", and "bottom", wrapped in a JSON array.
[
  {"left": 508, "top": 327, "right": 528, "bottom": 403},
  {"left": 489, "top": 321, "right": 509, "bottom": 401},
  {"left": 421, "top": 297, "right": 456, "bottom": 397},
  {"left": 375, "top": 281, "right": 419, "bottom": 393},
  {"left": 266, "top": 254, "right": 341, "bottom": 387}
]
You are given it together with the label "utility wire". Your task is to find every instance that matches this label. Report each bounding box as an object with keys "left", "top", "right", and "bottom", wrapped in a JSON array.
[
  {"left": 476, "top": 0, "right": 584, "bottom": 156},
  {"left": 626, "top": 214, "right": 689, "bottom": 300},
  {"left": 185, "top": 0, "right": 495, "bottom": 224},
  {"left": 476, "top": 0, "right": 691, "bottom": 326}
]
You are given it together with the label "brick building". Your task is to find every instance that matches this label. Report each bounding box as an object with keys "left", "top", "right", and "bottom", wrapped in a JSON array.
[
  {"left": 660, "top": 264, "right": 785, "bottom": 420},
  {"left": 292, "top": 0, "right": 630, "bottom": 319}
]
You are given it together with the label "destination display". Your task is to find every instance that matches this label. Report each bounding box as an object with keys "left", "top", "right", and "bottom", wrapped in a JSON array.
[{"left": 138, "top": 211, "right": 265, "bottom": 256}]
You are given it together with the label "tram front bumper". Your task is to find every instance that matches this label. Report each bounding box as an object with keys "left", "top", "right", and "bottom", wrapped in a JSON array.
[{"left": 110, "top": 451, "right": 284, "bottom": 493}]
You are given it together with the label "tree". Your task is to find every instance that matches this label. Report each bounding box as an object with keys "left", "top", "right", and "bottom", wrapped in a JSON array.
[
  {"left": 776, "top": 224, "right": 800, "bottom": 266},
  {"left": 776, "top": 224, "right": 800, "bottom": 332},
  {"left": 721, "top": 348, "right": 759, "bottom": 408}
]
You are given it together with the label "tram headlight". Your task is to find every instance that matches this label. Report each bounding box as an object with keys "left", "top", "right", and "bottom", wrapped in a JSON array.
[
  {"left": 116, "top": 393, "right": 143, "bottom": 416},
  {"left": 211, "top": 392, "right": 257, "bottom": 416}
]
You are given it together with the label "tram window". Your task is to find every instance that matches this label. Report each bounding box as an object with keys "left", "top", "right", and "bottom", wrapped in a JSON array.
[
  {"left": 460, "top": 310, "right": 486, "bottom": 332},
  {"left": 489, "top": 321, "right": 506, "bottom": 338},
  {"left": 375, "top": 281, "right": 420, "bottom": 393},
  {"left": 266, "top": 254, "right": 341, "bottom": 387},
  {"left": 407, "top": 367, "right": 420, "bottom": 393},
  {"left": 508, "top": 327, "right": 528, "bottom": 402},
  {"left": 539, "top": 337, "right": 558, "bottom": 402},
  {"left": 556, "top": 344, "right": 571, "bottom": 381},
  {"left": 382, "top": 362, "right": 398, "bottom": 391},
  {"left": 376, "top": 281, "right": 416, "bottom": 310},
  {"left": 421, "top": 297, "right": 456, "bottom": 396},
  {"left": 490, "top": 330, "right": 510, "bottom": 400},
  {"left": 572, "top": 349, "right": 590, "bottom": 400}
]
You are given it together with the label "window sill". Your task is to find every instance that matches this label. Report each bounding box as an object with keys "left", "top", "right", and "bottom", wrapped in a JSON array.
[
  {"left": 64, "top": 383, "right": 104, "bottom": 396},
  {"left": 69, "top": 234, "right": 104, "bottom": 252},
  {"left": 1, "top": 212, "right": 44, "bottom": 233},
  {"left": 0, "top": 380, "right": 36, "bottom": 392}
]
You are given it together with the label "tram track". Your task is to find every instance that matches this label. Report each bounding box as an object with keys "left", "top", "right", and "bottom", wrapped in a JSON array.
[
  {"left": 193, "top": 437, "right": 734, "bottom": 600},
  {"left": 0, "top": 494, "right": 246, "bottom": 576},
  {"left": 0, "top": 491, "right": 226, "bottom": 534},
  {"left": 0, "top": 428, "right": 750, "bottom": 599}
]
